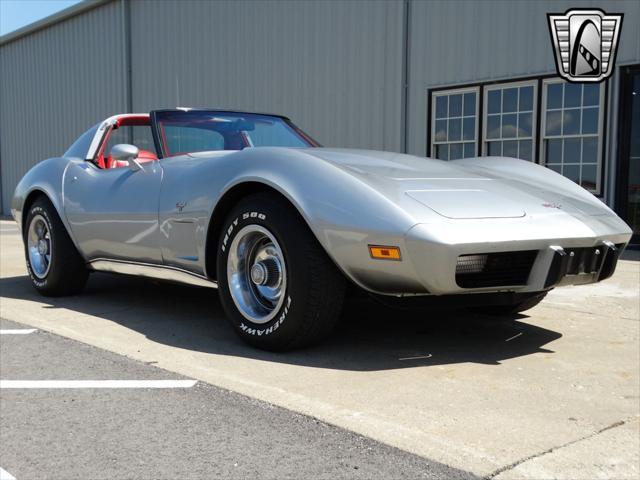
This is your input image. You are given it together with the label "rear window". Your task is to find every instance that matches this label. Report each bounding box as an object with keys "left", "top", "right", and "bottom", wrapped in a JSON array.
[{"left": 64, "top": 124, "right": 99, "bottom": 159}]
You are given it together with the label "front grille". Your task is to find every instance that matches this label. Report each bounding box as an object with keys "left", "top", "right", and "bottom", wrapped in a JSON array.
[
  {"left": 544, "top": 243, "right": 623, "bottom": 288},
  {"left": 456, "top": 250, "right": 538, "bottom": 288},
  {"left": 564, "top": 247, "right": 605, "bottom": 275}
]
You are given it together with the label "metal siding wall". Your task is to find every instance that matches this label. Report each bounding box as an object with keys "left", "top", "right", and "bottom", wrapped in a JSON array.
[
  {"left": 129, "top": 0, "right": 404, "bottom": 151},
  {"left": 406, "top": 0, "right": 640, "bottom": 157},
  {"left": 2, "top": 0, "right": 638, "bottom": 215},
  {"left": 0, "top": 1, "right": 125, "bottom": 214}
]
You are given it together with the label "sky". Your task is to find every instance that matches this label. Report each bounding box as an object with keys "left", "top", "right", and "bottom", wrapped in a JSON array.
[{"left": 1, "top": 0, "right": 82, "bottom": 36}]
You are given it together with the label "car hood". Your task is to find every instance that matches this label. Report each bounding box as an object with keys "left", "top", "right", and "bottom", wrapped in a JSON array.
[{"left": 301, "top": 148, "right": 612, "bottom": 220}]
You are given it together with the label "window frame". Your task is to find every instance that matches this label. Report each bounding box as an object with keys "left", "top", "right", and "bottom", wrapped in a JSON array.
[
  {"left": 430, "top": 86, "right": 480, "bottom": 160},
  {"left": 481, "top": 79, "right": 538, "bottom": 161},
  {"left": 427, "top": 74, "right": 609, "bottom": 198},
  {"left": 539, "top": 77, "right": 606, "bottom": 194}
]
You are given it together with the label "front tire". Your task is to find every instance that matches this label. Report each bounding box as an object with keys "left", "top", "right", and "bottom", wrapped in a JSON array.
[
  {"left": 23, "top": 197, "right": 88, "bottom": 296},
  {"left": 216, "top": 193, "right": 346, "bottom": 351}
]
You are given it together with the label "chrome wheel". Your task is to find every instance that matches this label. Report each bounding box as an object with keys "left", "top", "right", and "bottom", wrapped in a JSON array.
[
  {"left": 27, "top": 214, "right": 52, "bottom": 279},
  {"left": 227, "top": 225, "right": 287, "bottom": 324}
]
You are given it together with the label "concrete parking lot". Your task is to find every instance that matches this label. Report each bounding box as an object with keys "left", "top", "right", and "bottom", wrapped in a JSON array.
[{"left": 1, "top": 218, "right": 639, "bottom": 479}]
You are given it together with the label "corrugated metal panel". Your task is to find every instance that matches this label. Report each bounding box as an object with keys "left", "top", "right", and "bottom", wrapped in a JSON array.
[
  {"left": 2, "top": 0, "right": 638, "bottom": 215},
  {"left": 406, "top": 0, "right": 640, "bottom": 156},
  {"left": 129, "top": 0, "right": 404, "bottom": 152},
  {"left": 0, "top": 1, "right": 125, "bottom": 214}
]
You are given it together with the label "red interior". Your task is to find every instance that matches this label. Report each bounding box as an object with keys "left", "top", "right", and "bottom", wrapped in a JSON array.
[{"left": 95, "top": 115, "right": 159, "bottom": 169}]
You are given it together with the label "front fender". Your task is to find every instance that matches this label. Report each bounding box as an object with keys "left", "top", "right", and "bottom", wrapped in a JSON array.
[{"left": 210, "top": 149, "right": 424, "bottom": 293}]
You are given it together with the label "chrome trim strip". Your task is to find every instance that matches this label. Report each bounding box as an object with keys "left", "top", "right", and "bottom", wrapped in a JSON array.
[{"left": 88, "top": 258, "right": 218, "bottom": 289}]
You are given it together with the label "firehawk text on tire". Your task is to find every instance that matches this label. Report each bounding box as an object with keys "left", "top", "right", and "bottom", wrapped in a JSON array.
[{"left": 216, "top": 193, "right": 346, "bottom": 351}]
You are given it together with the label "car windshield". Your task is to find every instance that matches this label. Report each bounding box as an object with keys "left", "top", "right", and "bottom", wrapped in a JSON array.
[{"left": 154, "top": 110, "right": 316, "bottom": 156}]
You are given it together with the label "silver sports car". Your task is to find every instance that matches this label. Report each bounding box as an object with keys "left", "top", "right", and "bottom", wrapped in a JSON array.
[{"left": 12, "top": 109, "right": 632, "bottom": 350}]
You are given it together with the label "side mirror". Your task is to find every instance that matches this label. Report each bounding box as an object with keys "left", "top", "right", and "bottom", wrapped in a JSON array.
[{"left": 111, "top": 144, "right": 141, "bottom": 171}]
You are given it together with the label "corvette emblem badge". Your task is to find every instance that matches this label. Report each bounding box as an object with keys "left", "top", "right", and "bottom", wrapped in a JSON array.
[{"left": 542, "top": 202, "right": 562, "bottom": 209}]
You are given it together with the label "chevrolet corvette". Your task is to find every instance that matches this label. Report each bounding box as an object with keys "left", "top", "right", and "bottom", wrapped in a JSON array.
[{"left": 12, "top": 109, "right": 632, "bottom": 350}]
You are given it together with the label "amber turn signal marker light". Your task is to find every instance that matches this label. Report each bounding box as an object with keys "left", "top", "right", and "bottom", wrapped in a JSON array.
[{"left": 368, "top": 245, "right": 401, "bottom": 260}]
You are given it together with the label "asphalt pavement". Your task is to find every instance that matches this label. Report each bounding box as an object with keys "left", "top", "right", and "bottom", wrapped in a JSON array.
[
  {"left": 0, "top": 318, "right": 474, "bottom": 479},
  {"left": 1, "top": 219, "right": 638, "bottom": 479}
]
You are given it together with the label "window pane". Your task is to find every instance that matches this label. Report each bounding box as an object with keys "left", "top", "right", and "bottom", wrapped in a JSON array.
[
  {"left": 546, "top": 139, "right": 563, "bottom": 163},
  {"left": 503, "top": 140, "right": 518, "bottom": 157},
  {"left": 547, "top": 83, "right": 563, "bottom": 109},
  {"left": 449, "top": 94, "right": 462, "bottom": 117},
  {"left": 435, "top": 120, "right": 447, "bottom": 142},
  {"left": 582, "top": 107, "right": 598, "bottom": 134},
  {"left": 502, "top": 113, "right": 517, "bottom": 138},
  {"left": 546, "top": 111, "right": 562, "bottom": 135},
  {"left": 450, "top": 143, "right": 463, "bottom": 160},
  {"left": 518, "top": 113, "right": 532, "bottom": 138},
  {"left": 464, "top": 142, "right": 476, "bottom": 158},
  {"left": 563, "top": 137, "right": 581, "bottom": 162},
  {"left": 519, "top": 86, "right": 534, "bottom": 111},
  {"left": 519, "top": 140, "right": 532, "bottom": 161},
  {"left": 448, "top": 118, "right": 461, "bottom": 141},
  {"left": 503, "top": 88, "right": 518, "bottom": 113},
  {"left": 462, "top": 117, "right": 475, "bottom": 141},
  {"left": 564, "top": 164, "right": 580, "bottom": 182},
  {"left": 249, "top": 120, "right": 310, "bottom": 147},
  {"left": 564, "top": 83, "right": 581, "bottom": 108},
  {"left": 436, "top": 144, "right": 449, "bottom": 160},
  {"left": 487, "top": 114, "right": 500, "bottom": 139},
  {"left": 581, "top": 164, "right": 597, "bottom": 190},
  {"left": 463, "top": 93, "right": 476, "bottom": 116},
  {"left": 158, "top": 111, "right": 310, "bottom": 154},
  {"left": 488, "top": 141, "right": 502, "bottom": 156},
  {"left": 583, "top": 84, "right": 599, "bottom": 106},
  {"left": 563, "top": 109, "right": 580, "bottom": 135},
  {"left": 163, "top": 125, "right": 225, "bottom": 153},
  {"left": 436, "top": 96, "right": 447, "bottom": 119},
  {"left": 488, "top": 90, "right": 501, "bottom": 114},
  {"left": 582, "top": 137, "right": 598, "bottom": 163}
]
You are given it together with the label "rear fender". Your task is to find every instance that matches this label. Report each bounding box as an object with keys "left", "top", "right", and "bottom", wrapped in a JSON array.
[{"left": 12, "top": 157, "right": 82, "bottom": 254}]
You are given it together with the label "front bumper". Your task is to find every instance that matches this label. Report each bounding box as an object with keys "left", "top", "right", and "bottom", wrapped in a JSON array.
[{"left": 403, "top": 217, "right": 631, "bottom": 295}]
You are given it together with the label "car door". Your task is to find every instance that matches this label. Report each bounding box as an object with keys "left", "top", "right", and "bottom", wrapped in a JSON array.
[{"left": 63, "top": 120, "right": 163, "bottom": 264}]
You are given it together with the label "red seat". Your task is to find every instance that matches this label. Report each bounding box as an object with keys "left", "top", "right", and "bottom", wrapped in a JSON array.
[{"left": 109, "top": 149, "right": 158, "bottom": 169}]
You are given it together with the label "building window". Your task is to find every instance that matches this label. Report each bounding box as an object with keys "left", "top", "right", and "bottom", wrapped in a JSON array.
[
  {"left": 540, "top": 79, "right": 604, "bottom": 193},
  {"left": 483, "top": 81, "right": 537, "bottom": 161},
  {"left": 431, "top": 87, "right": 479, "bottom": 160}
]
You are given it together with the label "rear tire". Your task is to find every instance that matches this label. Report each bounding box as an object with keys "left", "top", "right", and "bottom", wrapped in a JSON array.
[
  {"left": 23, "top": 197, "right": 88, "bottom": 296},
  {"left": 468, "top": 292, "right": 548, "bottom": 317},
  {"left": 216, "top": 193, "right": 346, "bottom": 351}
]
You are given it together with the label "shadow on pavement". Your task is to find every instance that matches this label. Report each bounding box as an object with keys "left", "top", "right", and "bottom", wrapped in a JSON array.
[{"left": 0, "top": 272, "right": 562, "bottom": 371}]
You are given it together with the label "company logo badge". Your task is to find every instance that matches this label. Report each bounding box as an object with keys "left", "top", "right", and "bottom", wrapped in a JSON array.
[{"left": 548, "top": 9, "right": 623, "bottom": 83}]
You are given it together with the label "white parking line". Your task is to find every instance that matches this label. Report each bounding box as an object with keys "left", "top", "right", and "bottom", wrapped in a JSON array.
[
  {"left": 0, "top": 380, "right": 197, "bottom": 389},
  {"left": 0, "top": 329, "right": 37, "bottom": 335},
  {"left": 0, "top": 467, "right": 16, "bottom": 480}
]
